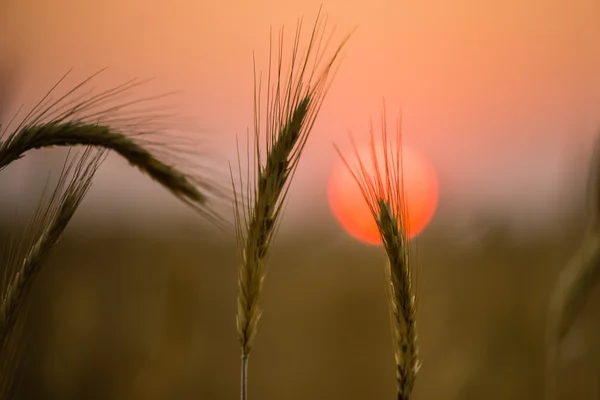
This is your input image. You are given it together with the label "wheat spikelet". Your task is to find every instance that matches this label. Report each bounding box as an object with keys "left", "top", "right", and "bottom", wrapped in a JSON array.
[
  {"left": 0, "top": 70, "right": 224, "bottom": 224},
  {"left": 545, "top": 132, "right": 600, "bottom": 399},
  {"left": 0, "top": 147, "right": 106, "bottom": 398},
  {"left": 0, "top": 121, "right": 203, "bottom": 202},
  {"left": 232, "top": 9, "right": 351, "bottom": 399},
  {"left": 334, "top": 107, "right": 419, "bottom": 400}
]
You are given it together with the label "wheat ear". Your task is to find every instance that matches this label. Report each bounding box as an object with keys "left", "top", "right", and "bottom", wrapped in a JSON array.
[
  {"left": 232, "top": 9, "right": 351, "bottom": 400},
  {"left": 545, "top": 132, "right": 600, "bottom": 399},
  {"left": 0, "top": 70, "right": 223, "bottom": 223},
  {"left": 334, "top": 108, "right": 419, "bottom": 400},
  {"left": 0, "top": 147, "right": 106, "bottom": 398}
]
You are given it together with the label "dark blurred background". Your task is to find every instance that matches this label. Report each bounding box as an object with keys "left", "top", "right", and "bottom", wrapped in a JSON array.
[{"left": 1, "top": 178, "right": 599, "bottom": 400}]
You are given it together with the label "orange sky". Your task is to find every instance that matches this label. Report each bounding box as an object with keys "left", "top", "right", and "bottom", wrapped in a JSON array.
[{"left": 1, "top": 0, "right": 600, "bottom": 231}]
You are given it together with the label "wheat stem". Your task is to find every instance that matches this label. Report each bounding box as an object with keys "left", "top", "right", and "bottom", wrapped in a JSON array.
[
  {"left": 0, "top": 147, "right": 105, "bottom": 397},
  {"left": 335, "top": 107, "right": 419, "bottom": 399},
  {"left": 240, "top": 354, "right": 248, "bottom": 400},
  {"left": 232, "top": 8, "right": 351, "bottom": 398}
]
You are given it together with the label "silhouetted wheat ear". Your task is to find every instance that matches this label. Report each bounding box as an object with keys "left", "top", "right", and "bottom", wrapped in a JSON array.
[
  {"left": 0, "top": 147, "right": 106, "bottom": 398},
  {"left": 0, "top": 122, "right": 203, "bottom": 202},
  {"left": 0, "top": 69, "right": 224, "bottom": 225},
  {"left": 231, "top": 8, "right": 352, "bottom": 400},
  {"left": 334, "top": 108, "right": 419, "bottom": 400},
  {"left": 545, "top": 131, "right": 600, "bottom": 400}
]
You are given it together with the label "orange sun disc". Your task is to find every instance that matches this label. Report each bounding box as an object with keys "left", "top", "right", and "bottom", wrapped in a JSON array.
[{"left": 328, "top": 142, "right": 439, "bottom": 245}]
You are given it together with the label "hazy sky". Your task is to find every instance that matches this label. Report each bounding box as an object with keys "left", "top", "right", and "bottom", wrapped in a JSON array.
[{"left": 1, "top": 0, "right": 600, "bottom": 231}]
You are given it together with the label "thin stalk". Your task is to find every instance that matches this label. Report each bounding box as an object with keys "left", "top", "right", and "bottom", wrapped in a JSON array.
[
  {"left": 334, "top": 106, "right": 420, "bottom": 399},
  {"left": 241, "top": 354, "right": 248, "bottom": 400},
  {"left": 231, "top": 8, "right": 352, "bottom": 399}
]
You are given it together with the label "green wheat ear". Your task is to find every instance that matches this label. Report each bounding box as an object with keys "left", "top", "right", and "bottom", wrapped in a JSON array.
[
  {"left": 0, "top": 147, "right": 105, "bottom": 398},
  {"left": 231, "top": 8, "right": 352, "bottom": 400},
  {"left": 334, "top": 106, "right": 419, "bottom": 400},
  {"left": 0, "top": 69, "right": 225, "bottom": 226},
  {"left": 0, "top": 67, "right": 229, "bottom": 397}
]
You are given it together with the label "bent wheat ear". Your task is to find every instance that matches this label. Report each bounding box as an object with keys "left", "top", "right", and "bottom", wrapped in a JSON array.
[
  {"left": 545, "top": 132, "right": 600, "bottom": 399},
  {"left": 0, "top": 147, "right": 105, "bottom": 398},
  {"left": 0, "top": 70, "right": 223, "bottom": 224},
  {"left": 232, "top": 9, "right": 351, "bottom": 400},
  {"left": 334, "top": 107, "right": 420, "bottom": 400}
]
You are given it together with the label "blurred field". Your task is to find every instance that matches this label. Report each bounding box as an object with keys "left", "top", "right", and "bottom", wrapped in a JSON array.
[{"left": 2, "top": 217, "right": 600, "bottom": 399}]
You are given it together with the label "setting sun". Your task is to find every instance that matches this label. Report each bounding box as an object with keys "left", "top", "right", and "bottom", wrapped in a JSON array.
[{"left": 328, "top": 142, "right": 439, "bottom": 245}]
